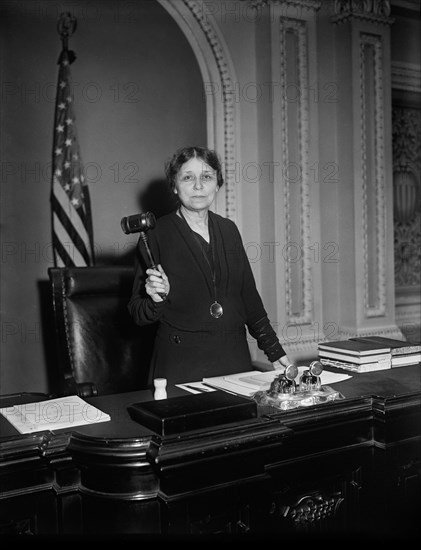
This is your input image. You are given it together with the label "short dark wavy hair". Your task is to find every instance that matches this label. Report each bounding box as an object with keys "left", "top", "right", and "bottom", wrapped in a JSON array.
[{"left": 165, "top": 146, "right": 224, "bottom": 193}]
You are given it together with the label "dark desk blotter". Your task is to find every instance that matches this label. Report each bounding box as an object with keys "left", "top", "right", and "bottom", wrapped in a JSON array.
[{"left": 127, "top": 391, "right": 257, "bottom": 436}]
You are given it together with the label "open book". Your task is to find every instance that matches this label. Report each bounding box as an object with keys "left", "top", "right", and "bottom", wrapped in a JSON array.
[{"left": 0, "top": 395, "right": 111, "bottom": 434}]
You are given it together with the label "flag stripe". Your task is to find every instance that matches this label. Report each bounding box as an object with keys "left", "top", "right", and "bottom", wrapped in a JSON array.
[
  {"left": 52, "top": 231, "right": 82, "bottom": 267},
  {"left": 52, "top": 199, "right": 91, "bottom": 266},
  {"left": 83, "top": 185, "right": 95, "bottom": 254},
  {"left": 53, "top": 177, "right": 92, "bottom": 256},
  {"left": 53, "top": 210, "right": 89, "bottom": 266}
]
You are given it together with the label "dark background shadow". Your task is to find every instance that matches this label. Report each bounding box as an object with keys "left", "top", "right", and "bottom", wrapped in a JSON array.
[
  {"left": 96, "top": 178, "right": 177, "bottom": 266},
  {"left": 139, "top": 178, "right": 177, "bottom": 219}
]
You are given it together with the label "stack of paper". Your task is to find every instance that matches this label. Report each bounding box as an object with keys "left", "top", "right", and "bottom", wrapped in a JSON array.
[
  {"left": 202, "top": 368, "right": 351, "bottom": 397},
  {"left": 0, "top": 395, "right": 111, "bottom": 434}
]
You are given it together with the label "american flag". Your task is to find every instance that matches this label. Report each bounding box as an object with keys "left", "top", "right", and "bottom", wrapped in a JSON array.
[{"left": 50, "top": 48, "right": 95, "bottom": 267}]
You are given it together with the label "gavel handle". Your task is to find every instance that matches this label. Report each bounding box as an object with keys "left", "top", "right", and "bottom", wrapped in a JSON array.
[
  {"left": 139, "top": 232, "right": 155, "bottom": 267},
  {"left": 140, "top": 232, "right": 167, "bottom": 300}
]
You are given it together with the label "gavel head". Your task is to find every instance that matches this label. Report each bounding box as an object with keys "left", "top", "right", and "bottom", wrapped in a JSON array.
[{"left": 121, "top": 212, "right": 156, "bottom": 234}]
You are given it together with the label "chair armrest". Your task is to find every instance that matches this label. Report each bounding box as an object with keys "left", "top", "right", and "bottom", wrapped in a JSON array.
[{"left": 63, "top": 377, "right": 98, "bottom": 398}]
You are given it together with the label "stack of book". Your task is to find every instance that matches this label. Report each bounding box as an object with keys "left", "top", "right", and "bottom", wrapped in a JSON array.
[
  {"left": 318, "top": 340, "right": 392, "bottom": 373},
  {"left": 349, "top": 336, "right": 421, "bottom": 368}
]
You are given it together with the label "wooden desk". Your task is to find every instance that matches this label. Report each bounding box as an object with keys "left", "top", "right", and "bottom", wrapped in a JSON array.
[{"left": 1, "top": 366, "right": 420, "bottom": 540}]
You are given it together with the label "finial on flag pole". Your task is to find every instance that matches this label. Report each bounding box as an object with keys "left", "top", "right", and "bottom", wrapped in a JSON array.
[
  {"left": 57, "top": 12, "right": 77, "bottom": 63},
  {"left": 57, "top": 12, "right": 77, "bottom": 48}
]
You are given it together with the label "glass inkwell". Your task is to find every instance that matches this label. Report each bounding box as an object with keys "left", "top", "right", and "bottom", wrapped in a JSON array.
[
  {"left": 252, "top": 361, "right": 343, "bottom": 411},
  {"left": 299, "top": 360, "right": 323, "bottom": 392},
  {"left": 267, "top": 364, "right": 298, "bottom": 396}
]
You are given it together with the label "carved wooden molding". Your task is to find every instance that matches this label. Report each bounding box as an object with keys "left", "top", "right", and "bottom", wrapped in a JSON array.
[
  {"left": 68, "top": 432, "right": 157, "bottom": 499},
  {"left": 280, "top": 493, "right": 345, "bottom": 526},
  {"left": 279, "top": 18, "right": 314, "bottom": 325},
  {"left": 359, "top": 32, "right": 387, "bottom": 318}
]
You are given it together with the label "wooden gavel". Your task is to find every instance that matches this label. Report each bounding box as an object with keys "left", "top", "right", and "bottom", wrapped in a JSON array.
[
  {"left": 121, "top": 212, "right": 167, "bottom": 299},
  {"left": 121, "top": 212, "right": 158, "bottom": 269}
]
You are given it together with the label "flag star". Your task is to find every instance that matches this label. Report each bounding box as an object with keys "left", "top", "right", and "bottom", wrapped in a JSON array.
[
  {"left": 64, "top": 161, "right": 71, "bottom": 169},
  {"left": 55, "top": 169, "right": 62, "bottom": 176},
  {"left": 65, "top": 138, "right": 72, "bottom": 146},
  {"left": 66, "top": 96, "right": 72, "bottom": 102},
  {"left": 59, "top": 81, "right": 66, "bottom": 88},
  {"left": 56, "top": 124, "right": 64, "bottom": 133},
  {"left": 62, "top": 60, "right": 69, "bottom": 66},
  {"left": 71, "top": 197, "right": 80, "bottom": 207},
  {"left": 64, "top": 183, "right": 71, "bottom": 191},
  {"left": 66, "top": 118, "right": 73, "bottom": 125},
  {"left": 72, "top": 154, "right": 79, "bottom": 160},
  {"left": 55, "top": 147, "right": 63, "bottom": 156},
  {"left": 72, "top": 176, "right": 80, "bottom": 184},
  {"left": 58, "top": 102, "right": 66, "bottom": 110}
]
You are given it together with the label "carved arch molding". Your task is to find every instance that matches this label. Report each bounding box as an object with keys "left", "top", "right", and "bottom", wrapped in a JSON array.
[{"left": 157, "top": 0, "right": 238, "bottom": 219}]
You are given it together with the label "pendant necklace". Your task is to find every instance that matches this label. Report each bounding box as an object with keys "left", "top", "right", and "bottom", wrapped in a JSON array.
[{"left": 178, "top": 209, "right": 223, "bottom": 319}]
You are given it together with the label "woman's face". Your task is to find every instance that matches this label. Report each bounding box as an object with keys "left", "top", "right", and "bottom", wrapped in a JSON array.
[{"left": 174, "top": 157, "right": 219, "bottom": 213}]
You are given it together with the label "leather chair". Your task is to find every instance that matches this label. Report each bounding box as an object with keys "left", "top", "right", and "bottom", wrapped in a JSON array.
[{"left": 48, "top": 266, "right": 156, "bottom": 397}]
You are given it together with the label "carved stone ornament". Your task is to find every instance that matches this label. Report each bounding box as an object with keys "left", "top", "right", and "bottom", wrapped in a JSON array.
[
  {"left": 392, "top": 107, "right": 421, "bottom": 288},
  {"left": 394, "top": 170, "right": 419, "bottom": 223},
  {"left": 240, "top": 0, "right": 321, "bottom": 12},
  {"left": 331, "top": 0, "right": 393, "bottom": 24}
]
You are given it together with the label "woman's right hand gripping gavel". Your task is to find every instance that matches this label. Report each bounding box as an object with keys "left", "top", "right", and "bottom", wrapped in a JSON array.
[{"left": 145, "top": 264, "right": 170, "bottom": 302}]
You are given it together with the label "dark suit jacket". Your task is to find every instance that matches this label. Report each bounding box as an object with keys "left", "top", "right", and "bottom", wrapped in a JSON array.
[{"left": 128, "top": 210, "right": 284, "bottom": 384}]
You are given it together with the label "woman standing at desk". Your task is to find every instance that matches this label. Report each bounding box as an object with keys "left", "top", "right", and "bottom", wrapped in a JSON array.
[{"left": 128, "top": 146, "right": 294, "bottom": 385}]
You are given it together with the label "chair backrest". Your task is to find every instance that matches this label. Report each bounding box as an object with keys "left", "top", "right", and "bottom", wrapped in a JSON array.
[{"left": 48, "top": 266, "right": 156, "bottom": 397}]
